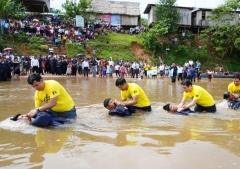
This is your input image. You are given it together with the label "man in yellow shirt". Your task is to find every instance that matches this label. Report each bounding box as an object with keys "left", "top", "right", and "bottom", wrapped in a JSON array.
[
  {"left": 27, "top": 73, "right": 76, "bottom": 118},
  {"left": 177, "top": 79, "right": 216, "bottom": 113},
  {"left": 228, "top": 73, "right": 240, "bottom": 100},
  {"left": 115, "top": 78, "right": 151, "bottom": 112}
]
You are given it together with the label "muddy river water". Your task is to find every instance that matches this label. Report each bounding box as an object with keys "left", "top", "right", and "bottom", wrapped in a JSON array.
[{"left": 0, "top": 76, "right": 239, "bottom": 169}]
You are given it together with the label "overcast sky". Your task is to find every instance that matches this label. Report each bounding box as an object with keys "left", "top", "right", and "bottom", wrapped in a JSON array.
[{"left": 51, "top": 0, "right": 226, "bottom": 18}]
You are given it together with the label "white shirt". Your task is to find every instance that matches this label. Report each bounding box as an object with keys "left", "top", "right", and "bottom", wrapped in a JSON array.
[
  {"left": 115, "top": 65, "right": 120, "bottom": 70},
  {"left": 108, "top": 60, "right": 114, "bottom": 66},
  {"left": 178, "top": 66, "right": 183, "bottom": 73},
  {"left": 159, "top": 65, "right": 165, "bottom": 71},
  {"left": 82, "top": 61, "right": 89, "bottom": 68},
  {"left": 184, "top": 62, "right": 189, "bottom": 67},
  {"left": 132, "top": 63, "right": 139, "bottom": 69},
  {"left": 31, "top": 58, "right": 39, "bottom": 67}
]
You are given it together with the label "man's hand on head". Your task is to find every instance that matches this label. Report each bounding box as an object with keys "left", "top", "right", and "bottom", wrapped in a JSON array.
[
  {"left": 27, "top": 109, "right": 38, "bottom": 117},
  {"left": 177, "top": 107, "right": 184, "bottom": 112},
  {"left": 114, "top": 100, "right": 122, "bottom": 106}
]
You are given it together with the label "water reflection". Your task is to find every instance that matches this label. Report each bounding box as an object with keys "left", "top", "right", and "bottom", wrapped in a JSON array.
[{"left": 0, "top": 77, "right": 240, "bottom": 168}]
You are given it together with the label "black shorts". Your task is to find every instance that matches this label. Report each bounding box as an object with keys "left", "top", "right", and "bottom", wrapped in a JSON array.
[
  {"left": 134, "top": 105, "right": 152, "bottom": 112},
  {"left": 194, "top": 104, "right": 216, "bottom": 113}
]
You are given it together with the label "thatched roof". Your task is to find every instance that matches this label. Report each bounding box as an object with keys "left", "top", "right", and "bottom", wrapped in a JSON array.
[{"left": 91, "top": 0, "right": 140, "bottom": 16}]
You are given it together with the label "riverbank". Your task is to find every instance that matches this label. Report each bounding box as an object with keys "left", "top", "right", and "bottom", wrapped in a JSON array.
[{"left": 16, "top": 73, "right": 233, "bottom": 79}]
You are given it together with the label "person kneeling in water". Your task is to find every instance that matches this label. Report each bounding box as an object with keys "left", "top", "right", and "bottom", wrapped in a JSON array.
[
  {"left": 223, "top": 92, "right": 240, "bottom": 110},
  {"left": 103, "top": 98, "right": 136, "bottom": 116},
  {"left": 10, "top": 112, "right": 70, "bottom": 127},
  {"left": 163, "top": 103, "right": 195, "bottom": 116}
]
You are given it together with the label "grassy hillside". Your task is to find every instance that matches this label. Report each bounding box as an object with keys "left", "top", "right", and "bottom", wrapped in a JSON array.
[
  {"left": 86, "top": 32, "right": 144, "bottom": 61},
  {"left": 1, "top": 34, "right": 48, "bottom": 56}
]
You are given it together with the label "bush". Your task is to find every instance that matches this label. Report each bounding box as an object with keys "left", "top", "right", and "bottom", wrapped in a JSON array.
[{"left": 65, "top": 42, "right": 85, "bottom": 57}]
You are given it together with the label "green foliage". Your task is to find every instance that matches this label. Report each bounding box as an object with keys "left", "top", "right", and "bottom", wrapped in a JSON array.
[
  {"left": 139, "top": 18, "right": 148, "bottom": 28},
  {"left": 161, "top": 44, "right": 214, "bottom": 70},
  {"left": 29, "top": 36, "right": 47, "bottom": 45},
  {"left": 82, "top": 32, "right": 143, "bottom": 61},
  {"left": 141, "top": 20, "right": 170, "bottom": 52},
  {"left": 155, "top": 0, "right": 181, "bottom": 34},
  {"left": 40, "top": 18, "right": 48, "bottom": 23},
  {"left": 209, "top": 0, "right": 240, "bottom": 24},
  {"left": 62, "top": 0, "right": 92, "bottom": 21},
  {"left": 234, "top": 37, "right": 240, "bottom": 50},
  {"left": 0, "top": 37, "right": 4, "bottom": 51},
  {"left": 199, "top": 24, "right": 240, "bottom": 58},
  {"left": 27, "top": 37, "right": 48, "bottom": 55},
  {"left": 66, "top": 42, "right": 85, "bottom": 57},
  {"left": 0, "top": 0, "right": 26, "bottom": 18},
  {"left": 178, "top": 30, "right": 194, "bottom": 46}
]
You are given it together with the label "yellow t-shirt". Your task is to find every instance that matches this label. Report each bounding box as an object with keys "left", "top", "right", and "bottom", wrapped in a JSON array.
[
  {"left": 151, "top": 66, "right": 157, "bottom": 70},
  {"left": 182, "top": 85, "right": 215, "bottom": 107},
  {"left": 121, "top": 83, "right": 150, "bottom": 107},
  {"left": 144, "top": 64, "right": 150, "bottom": 71},
  {"left": 228, "top": 82, "right": 240, "bottom": 94},
  {"left": 34, "top": 80, "right": 75, "bottom": 112}
]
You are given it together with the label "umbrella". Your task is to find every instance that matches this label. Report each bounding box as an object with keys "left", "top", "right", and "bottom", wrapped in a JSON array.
[
  {"left": 3, "top": 48, "right": 13, "bottom": 51},
  {"left": 33, "top": 19, "right": 39, "bottom": 22}
]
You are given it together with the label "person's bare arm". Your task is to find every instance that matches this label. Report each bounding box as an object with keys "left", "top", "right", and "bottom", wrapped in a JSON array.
[
  {"left": 177, "top": 99, "right": 196, "bottom": 112},
  {"left": 119, "top": 95, "right": 138, "bottom": 107},
  {"left": 177, "top": 99, "right": 186, "bottom": 108},
  {"left": 27, "top": 96, "right": 58, "bottom": 117}
]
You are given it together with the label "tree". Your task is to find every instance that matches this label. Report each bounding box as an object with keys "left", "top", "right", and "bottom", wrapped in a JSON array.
[
  {"left": 0, "top": 0, "right": 25, "bottom": 18},
  {"left": 62, "top": 0, "right": 92, "bottom": 20},
  {"left": 200, "top": 0, "right": 240, "bottom": 58},
  {"left": 209, "top": 0, "right": 240, "bottom": 25},
  {"left": 155, "top": 0, "right": 181, "bottom": 34},
  {"left": 141, "top": 19, "right": 170, "bottom": 52},
  {"left": 199, "top": 24, "right": 240, "bottom": 58}
]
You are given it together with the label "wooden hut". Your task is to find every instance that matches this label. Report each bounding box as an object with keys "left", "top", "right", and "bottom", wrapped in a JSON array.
[
  {"left": 144, "top": 4, "right": 193, "bottom": 28},
  {"left": 90, "top": 0, "right": 140, "bottom": 27}
]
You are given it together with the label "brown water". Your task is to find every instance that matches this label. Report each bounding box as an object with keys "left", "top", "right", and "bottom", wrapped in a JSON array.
[{"left": 0, "top": 77, "right": 240, "bottom": 169}]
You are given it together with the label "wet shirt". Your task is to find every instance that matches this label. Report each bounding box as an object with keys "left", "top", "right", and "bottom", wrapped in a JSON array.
[
  {"left": 228, "top": 82, "right": 240, "bottom": 95},
  {"left": 121, "top": 83, "right": 150, "bottom": 107},
  {"left": 182, "top": 85, "right": 215, "bottom": 107},
  {"left": 34, "top": 80, "right": 75, "bottom": 112}
]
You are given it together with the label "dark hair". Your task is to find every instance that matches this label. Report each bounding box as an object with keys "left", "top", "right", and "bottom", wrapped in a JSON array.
[
  {"left": 103, "top": 98, "right": 111, "bottom": 108},
  {"left": 115, "top": 78, "right": 126, "bottom": 86},
  {"left": 163, "top": 104, "right": 170, "bottom": 111},
  {"left": 181, "top": 79, "right": 192, "bottom": 87},
  {"left": 233, "top": 73, "right": 240, "bottom": 80},
  {"left": 10, "top": 114, "right": 21, "bottom": 121},
  {"left": 223, "top": 92, "right": 230, "bottom": 99},
  {"left": 27, "top": 73, "right": 42, "bottom": 85}
]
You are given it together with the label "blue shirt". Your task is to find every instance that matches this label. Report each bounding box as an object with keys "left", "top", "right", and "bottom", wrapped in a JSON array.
[
  {"left": 174, "top": 108, "right": 195, "bottom": 116},
  {"left": 109, "top": 105, "right": 136, "bottom": 116},
  {"left": 109, "top": 67, "right": 114, "bottom": 73}
]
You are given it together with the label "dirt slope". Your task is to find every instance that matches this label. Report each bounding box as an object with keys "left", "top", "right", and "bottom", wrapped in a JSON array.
[{"left": 131, "top": 42, "right": 150, "bottom": 62}]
